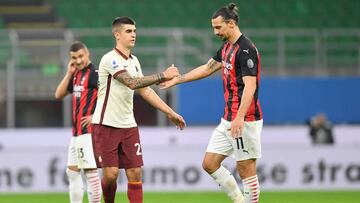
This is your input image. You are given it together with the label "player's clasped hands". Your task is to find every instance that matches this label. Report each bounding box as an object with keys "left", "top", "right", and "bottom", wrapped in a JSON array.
[
  {"left": 158, "top": 76, "right": 180, "bottom": 89},
  {"left": 162, "top": 64, "right": 180, "bottom": 80}
]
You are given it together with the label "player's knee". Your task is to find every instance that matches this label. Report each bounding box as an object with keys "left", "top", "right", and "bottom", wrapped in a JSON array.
[
  {"left": 103, "top": 167, "right": 119, "bottom": 182},
  {"left": 202, "top": 160, "right": 218, "bottom": 174},
  {"left": 126, "top": 167, "right": 142, "bottom": 182}
]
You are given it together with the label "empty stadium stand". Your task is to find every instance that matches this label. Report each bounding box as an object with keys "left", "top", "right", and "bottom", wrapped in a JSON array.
[{"left": 48, "top": 0, "right": 360, "bottom": 29}]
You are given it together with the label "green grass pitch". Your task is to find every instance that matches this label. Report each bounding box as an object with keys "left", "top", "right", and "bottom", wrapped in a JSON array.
[{"left": 0, "top": 191, "right": 359, "bottom": 203}]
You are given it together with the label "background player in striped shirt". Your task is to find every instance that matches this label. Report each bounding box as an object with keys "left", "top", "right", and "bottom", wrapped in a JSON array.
[
  {"left": 92, "top": 17, "right": 186, "bottom": 203},
  {"left": 160, "top": 3, "right": 262, "bottom": 203},
  {"left": 55, "top": 41, "right": 102, "bottom": 203}
]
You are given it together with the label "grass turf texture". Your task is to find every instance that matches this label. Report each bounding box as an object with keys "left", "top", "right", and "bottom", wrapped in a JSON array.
[{"left": 0, "top": 191, "right": 359, "bottom": 203}]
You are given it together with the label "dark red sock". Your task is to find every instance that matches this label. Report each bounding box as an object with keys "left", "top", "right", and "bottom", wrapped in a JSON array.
[
  {"left": 102, "top": 178, "right": 117, "bottom": 203},
  {"left": 127, "top": 182, "right": 143, "bottom": 203}
]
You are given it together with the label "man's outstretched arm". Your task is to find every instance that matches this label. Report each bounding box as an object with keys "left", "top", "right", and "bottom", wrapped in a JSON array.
[
  {"left": 114, "top": 65, "right": 179, "bottom": 90},
  {"left": 159, "top": 58, "right": 222, "bottom": 89}
]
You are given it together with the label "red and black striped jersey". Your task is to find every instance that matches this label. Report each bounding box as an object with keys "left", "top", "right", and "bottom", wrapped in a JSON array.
[
  {"left": 67, "top": 63, "right": 98, "bottom": 136},
  {"left": 213, "top": 35, "right": 262, "bottom": 122}
]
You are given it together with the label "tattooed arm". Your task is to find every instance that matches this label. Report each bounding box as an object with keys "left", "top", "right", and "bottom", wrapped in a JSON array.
[
  {"left": 114, "top": 71, "right": 164, "bottom": 90},
  {"left": 114, "top": 65, "right": 179, "bottom": 90},
  {"left": 159, "top": 58, "right": 222, "bottom": 89}
]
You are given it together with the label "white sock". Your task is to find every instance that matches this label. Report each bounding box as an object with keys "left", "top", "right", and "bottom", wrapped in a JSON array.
[
  {"left": 243, "top": 175, "right": 260, "bottom": 203},
  {"left": 66, "top": 168, "right": 84, "bottom": 203},
  {"left": 85, "top": 170, "right": 102, "bottom": 203},
  {"left": 211, "top": 166, "right": 244, "bottom": 203}
]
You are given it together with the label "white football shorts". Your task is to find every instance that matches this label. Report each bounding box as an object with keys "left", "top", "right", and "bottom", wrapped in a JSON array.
[
  {"left": 67, "top": 133, "right": 97, "bottom": 169},
  {"left": 206, "top": 118, "right": 263, "bottom": 161}
]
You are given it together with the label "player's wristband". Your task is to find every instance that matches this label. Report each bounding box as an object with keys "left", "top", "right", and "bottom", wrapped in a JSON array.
[{"left": 157, "top": 72, "right": 165, "bottom": 83}]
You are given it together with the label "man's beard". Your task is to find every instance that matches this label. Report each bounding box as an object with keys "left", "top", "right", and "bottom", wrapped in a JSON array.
[
  {"left": 75, "top": 61, "right": 86, "bottom": 70},
  {"left": 218, "top": 35, "right": 228, "bottom": 41},
  {"left": 76, "top": 64, "right": 83, "bottom": 69}
]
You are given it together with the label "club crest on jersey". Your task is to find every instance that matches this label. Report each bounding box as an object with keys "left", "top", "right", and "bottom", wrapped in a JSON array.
[
  {"left": 112, "top": 60, "right": 119, "bottom": 69},
  {"left": 222, "top": 61, "right": 232, "bottom": 70},
  {"left": 222, "top": 60, "right": 232, "bottom": 75}
]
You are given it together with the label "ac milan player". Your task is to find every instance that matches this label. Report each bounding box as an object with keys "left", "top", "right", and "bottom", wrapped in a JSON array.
[
  {"left": 55, "top": 41, "right": 102, "bottom": 203},
  {"left": 160, "top": 3, "right": 263, "bottom": 203}
]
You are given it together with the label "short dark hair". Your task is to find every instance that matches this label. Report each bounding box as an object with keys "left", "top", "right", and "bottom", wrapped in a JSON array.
[
  {"left": 212, "top": 2, "right": 239, "bottom": 23},
  {"left": 69, "top": 41, "right": 87, "bottom": 52},
  {"left": 112, "top": 16, "right": 136, "bottom": 32}
]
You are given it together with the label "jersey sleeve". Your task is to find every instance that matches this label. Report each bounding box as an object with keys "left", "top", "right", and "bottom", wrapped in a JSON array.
[
  {"left": 99, "top": 55, "right": 126, "bottom": 78},
  {"left": 89, "top": 68, "right": 99, "bottom": 89},
  {"left": 212, "top": 44, "right": 224, "bottom": 62},
  {"left": 236, "top": 46, "right": 258, "bottom": 77},
  {"left": 66, "top": 76, "right": 74, "bottom": 93},
  {"left": 133, "top": 56, "right": 144, "bottom": 77}
]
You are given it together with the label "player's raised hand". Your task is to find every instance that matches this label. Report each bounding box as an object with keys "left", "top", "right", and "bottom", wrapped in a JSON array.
[
  {"left": 162, "top": 64, "right": 180, "bottom": 80},
  {"left": 167, "top": 112, "right": 186, "bottom": 130},
  {"left": 67, "top": 60, "right": 76, "bottom": 75}
]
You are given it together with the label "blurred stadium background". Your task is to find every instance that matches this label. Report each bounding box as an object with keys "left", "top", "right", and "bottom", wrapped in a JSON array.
[{"left": 0, "top": 0, "right": 359, "bottom": 202}]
